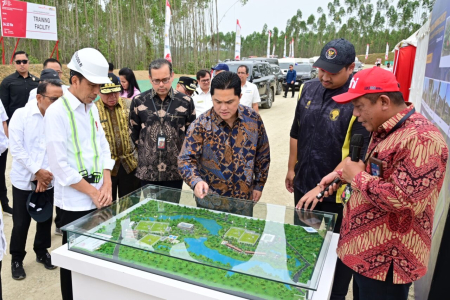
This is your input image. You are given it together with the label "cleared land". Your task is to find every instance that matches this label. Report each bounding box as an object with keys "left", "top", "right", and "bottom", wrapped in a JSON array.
[
  {"left": 140, "top": 234, "right": 161, "bottom": 246},
  {"left": 135, "top": 221, "right": 169, "bottom": 233},
  {"left": 239, "top": 232, "right": 260, "bottom": 245}
]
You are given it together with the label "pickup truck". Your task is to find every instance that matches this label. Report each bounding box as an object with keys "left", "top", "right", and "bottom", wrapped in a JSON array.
[{"left": 225, "top": 61, "right": 277, "bottom": 109}]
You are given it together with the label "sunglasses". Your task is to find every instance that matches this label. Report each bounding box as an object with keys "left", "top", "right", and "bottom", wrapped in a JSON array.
[
  {"left": 15, "top": 60, "right": 28, "bottom": 65},
  {"left": 40, "top": 94, "right": 59, "bottom": 102}
]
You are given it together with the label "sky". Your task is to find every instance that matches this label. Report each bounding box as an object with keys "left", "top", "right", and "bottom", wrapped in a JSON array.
[{"left": 217, "top": 0, "right": 334, "bottom": 36}]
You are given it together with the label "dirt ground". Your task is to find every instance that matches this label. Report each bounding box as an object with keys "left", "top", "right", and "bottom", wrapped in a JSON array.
[{"left": 1, "top": 75, "right": 413, "bottom": 299}]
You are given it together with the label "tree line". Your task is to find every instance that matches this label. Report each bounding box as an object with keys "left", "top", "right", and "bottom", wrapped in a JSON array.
[{"left": 0, "top": 0, "right": 433, "bottom": 74}]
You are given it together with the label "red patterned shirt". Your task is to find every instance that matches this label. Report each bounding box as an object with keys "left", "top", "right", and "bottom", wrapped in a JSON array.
[{"left": 337, "top": 104, "right": 448, "bottom": 284}]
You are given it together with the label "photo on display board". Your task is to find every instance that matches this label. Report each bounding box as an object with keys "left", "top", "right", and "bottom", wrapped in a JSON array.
[
  {"left": 429, "top": 78, "right": 440, "bottom": 111},
  {"left": 444, "top": 83, "right": 450, "bottom": 125},
  {"left": 423, "top": 77, "right": 431, "bottom": 105},
  {"left": 439, "top": 16, "right": 450, "bottom": 68},
  {"left": 436, "top": 81, "right": 447, "bottom": 119}
]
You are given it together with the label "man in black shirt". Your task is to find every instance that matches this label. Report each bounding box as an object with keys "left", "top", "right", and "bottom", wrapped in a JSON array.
[
  {"left": 0, "top": 51, "right": 39, "bottom": 215},
  {"left": 286, "top": 39, "right": 370, "bottom": 300}
]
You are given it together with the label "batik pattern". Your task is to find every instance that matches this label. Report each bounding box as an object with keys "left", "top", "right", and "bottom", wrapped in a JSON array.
[
  {"left": 178, "top": 105, "right": 270, "bottom": 200},
  {"left": 129, "top": 88, "right": 196, "bottom": 181},
  {"left": 337, "top": 104, "right": 448, "bottom": 284}
]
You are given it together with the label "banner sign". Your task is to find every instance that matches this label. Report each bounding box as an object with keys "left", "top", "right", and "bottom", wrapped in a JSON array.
[
  {"left": 164, "top": 0, "right": 172, "bottom": 62},
  {"left": 365, "top": 44, "right": 369, "bottom": 60},
  {"left": 234, "top": 19, "right": 241, "bottom": 60},
  {"left": 267, "top": 30, "right": 271, "bottom": 58},
  {"left": 283, "top": 36, "right": 286, "bottom": 58},
  {"left": 0, "top": 0, "right": 57, "bottom": 41},
  {"left": 291, "top": 38, "right": 295, "bottom": 58}
]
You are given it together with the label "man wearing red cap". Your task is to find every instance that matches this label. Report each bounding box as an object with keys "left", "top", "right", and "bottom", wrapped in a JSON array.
[{"left": 320, "top": 67, "right": 448, "bottom": 299}]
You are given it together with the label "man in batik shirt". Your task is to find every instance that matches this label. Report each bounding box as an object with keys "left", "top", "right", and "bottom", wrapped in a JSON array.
[
  {"left": 178, "top": 72, "right": 270, "bottom": 216},
  {"left": 129, "top": 59, "right": 195, "bottom": 202},
  {"left": 320, "top": 67, "right": 448, "bottom": 300}
]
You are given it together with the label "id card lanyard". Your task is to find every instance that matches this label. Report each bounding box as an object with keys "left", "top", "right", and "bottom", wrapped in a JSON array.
[
  {"left": 151, "top": 96, "right": 173, "bottom": 151},
  {"left": 341, "top": 107, "right": 416, "bottom": 205}
]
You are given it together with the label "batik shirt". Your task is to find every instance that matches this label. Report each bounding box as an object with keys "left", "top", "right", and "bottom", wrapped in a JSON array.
[
  {"left": 129, "top": 88, "right": 196, "bottom": 181},
  {"left": 337, "top": 104, "right": 448, "bottom": 284},
  {"left": 178, "top": 105, "right": 270, "bottom": 200}
]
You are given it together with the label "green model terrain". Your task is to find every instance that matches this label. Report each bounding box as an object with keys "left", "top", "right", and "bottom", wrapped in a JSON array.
[{"left": 74, "top": 200, "right": 326, "bottom": 300}]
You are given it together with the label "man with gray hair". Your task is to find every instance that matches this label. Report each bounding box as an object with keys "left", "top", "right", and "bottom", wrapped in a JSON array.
[{"left": 129, "top": 59, "right": 195, "bottom": 198}]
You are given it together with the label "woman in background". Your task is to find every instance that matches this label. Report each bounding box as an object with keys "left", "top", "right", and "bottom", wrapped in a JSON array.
[{"left": 119, "top": 68, "right": 141, "bottom": 100}]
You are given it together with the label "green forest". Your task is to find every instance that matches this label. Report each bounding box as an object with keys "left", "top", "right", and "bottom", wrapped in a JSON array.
[{"left": 1, "top": 0, "right": 434, "bottom": 74}]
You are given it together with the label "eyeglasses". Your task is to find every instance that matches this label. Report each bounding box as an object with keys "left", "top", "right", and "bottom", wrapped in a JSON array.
[
  {"left": 39, "top": 94, "right": 59, "bottom": 102},
  {"left": 200, "top": 79, "right": 210, "bottom": 83},
  {"left": 15, "top": 60, "right": 28, "bottom": 65},
  {"left": 151, "top": 77, "right": 171, "bottom": 85}
]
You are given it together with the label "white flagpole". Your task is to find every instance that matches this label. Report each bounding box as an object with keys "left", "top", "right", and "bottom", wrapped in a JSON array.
[
  {"left": 292, "top": 38, "right": 295, "bottom": 58},
  {"left": 283, "top": 36, "right": 286, "bottom": 58},
  {"left": 365, "top": 44, "right": 369, "bottom": 61},
  {"left": 164, "top": 0, "right": 172, "bottom": 62},
  {"left": 385, "top": 42, "right": 389, "bottom": 60},
  {"left": 267, "top": 31, "right": 271, "bottom": 58},
  {"left": 235, "top": 19, "right": 241, "bottom": 60},
  {"left": 272, "top": 44, "right": 275, "bottom": 57}
]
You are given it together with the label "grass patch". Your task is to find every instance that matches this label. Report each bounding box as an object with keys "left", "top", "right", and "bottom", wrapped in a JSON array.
[
  {"left": 140, "top": 234, "right": 161, "bottom": 246},
  {"left": 224, "top": 227, "right": 245, "bottom": 239},
  {"left": 239, "top": 232, "right": 260, "bottom": 245}
]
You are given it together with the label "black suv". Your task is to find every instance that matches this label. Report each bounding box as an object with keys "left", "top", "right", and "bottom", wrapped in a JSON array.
[
  {"left": 244, "top": 57, "right": 279, "bottom": 65},
  {"left": 269, "top": 64, "right": 284, "bottom": 95},
  {"left": 225, "top": 61, "right": 277, "bottom": 109},
  {"left": 283, "top": 64, "right": 316, "bottom": 90}
]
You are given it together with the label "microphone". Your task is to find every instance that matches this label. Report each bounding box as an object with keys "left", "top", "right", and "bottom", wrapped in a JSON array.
[
  {"left": 316, "top": 134, "right": 364, "bottom": 199},
  {"left": 350, "top": 134, "right": 364, "bottom": 162}
]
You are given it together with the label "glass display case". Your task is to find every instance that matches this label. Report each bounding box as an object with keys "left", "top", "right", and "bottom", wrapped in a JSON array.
[{"left": 62, "top": 185, "right": 336, "bottom": 300}]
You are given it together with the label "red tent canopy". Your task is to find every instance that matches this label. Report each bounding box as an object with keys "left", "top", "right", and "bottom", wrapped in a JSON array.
[{"left": 393, "top": 45, "right": 417, "bottom": 102}]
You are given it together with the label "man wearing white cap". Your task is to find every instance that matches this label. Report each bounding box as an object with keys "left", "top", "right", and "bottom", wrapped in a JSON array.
[{"left": 44, "top": 48, "right": 115, "bottom": 300}]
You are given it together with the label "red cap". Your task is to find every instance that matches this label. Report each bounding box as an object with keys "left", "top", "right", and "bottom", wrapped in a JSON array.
[{"left": 332, "top": 67, "right": 401, "bottom": 104}]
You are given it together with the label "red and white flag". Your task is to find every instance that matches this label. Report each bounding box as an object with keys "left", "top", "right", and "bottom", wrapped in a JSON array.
[
  {"left": 235, "top": 19, "right": 241, "bottom": 60},
  {"left": 164, "top": 0, "right": 172, "bottom": 62}
]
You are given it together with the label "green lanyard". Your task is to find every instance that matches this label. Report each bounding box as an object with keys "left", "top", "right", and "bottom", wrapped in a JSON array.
[{"left": 61, "top": 96, "right": 101, "bottom": 182}]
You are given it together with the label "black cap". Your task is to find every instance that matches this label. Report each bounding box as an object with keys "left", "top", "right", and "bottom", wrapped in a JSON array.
[
  {"left": 40, "top": 69, "right": 62, "bottom": 83},
  {"left": 27, "top": 189, "right": 53, "bottom": 223},
  {"left": 313, "top": 38, "right": 356, "bottom": 74},
  {"left": 178, "top": 76, "right": 198, "bottom": 91},
  {"left": 100, "top": 73, "right": 121, "bottom": 94}
]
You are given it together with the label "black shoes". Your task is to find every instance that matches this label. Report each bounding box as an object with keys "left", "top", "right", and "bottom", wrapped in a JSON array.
[
  {"left": 2, "top": 205, "right": 12, "bottom": 216},
  {"left": 283, "top": 95, "right": 287, "bottom": 98},
  {"left": 11, "top": 261, "right": 26, "bottom": 280},
  {"left": 36, "top": 252, "right": 57, "bottom": 270}
]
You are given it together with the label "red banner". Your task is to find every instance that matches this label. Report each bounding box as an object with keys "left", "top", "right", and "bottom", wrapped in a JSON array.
[{"left": 1, "top": 0, "right": 27, "bottom": 38}]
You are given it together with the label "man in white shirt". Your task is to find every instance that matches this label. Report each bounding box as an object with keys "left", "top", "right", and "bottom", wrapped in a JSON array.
[
  {"left": 192, "top": 70, "right": 212, "bottom": 117},
  {"left": 9, "top": 80, "right": 63, "bottom": 280},
  {"left": 0, "top": 101, "right": 8, "bottom": 158},
  {"left": 28, "top": 58, "right": 68, "bottom": 103},
  {"left": 45, "top": 48, "right": 114, "bottom": 300},
  {"left": 237, "top": 65, "right": 261, "bottom": 112}
]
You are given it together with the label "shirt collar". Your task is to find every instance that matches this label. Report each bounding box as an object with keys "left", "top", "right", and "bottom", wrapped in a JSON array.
[
  {"left": 30, "top": 101, "right": 43, "bottom": 117},
  {"left": 15, "top": 71, "right": 32, "bottom": 79},
  {"left": 64, "top": 90, "right": 94, "bottom": 112},
  {"left": 377, "top": 103, "right": 415, "bottom": 135},
  {"left": 150, "top": 87, "right": 175, "bottom": 101},
  {"left": 97, "top": 96, "right": 124, "bottom": 109},
  {"left": 196, "top": 87, "right": 210, "bottom": 95}
]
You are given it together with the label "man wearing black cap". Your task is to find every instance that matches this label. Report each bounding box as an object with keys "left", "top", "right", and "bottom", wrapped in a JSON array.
[
  {"left": 95, "top": 73, "right": 140, "bottom": 201},
  {"left": 285, "top": 38, "right": 369, "bottom": 300},
  {"left": 176, "top": 76, "right": 198, "bottom": 97},
  {"left": 9, "top": 79, "right": 63, "bottom": 280}
]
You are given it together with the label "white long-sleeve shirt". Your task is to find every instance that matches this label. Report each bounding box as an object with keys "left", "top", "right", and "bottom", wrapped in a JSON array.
[
  {"left": 28, "top": 85, "right": 69, "bottom": 103},
  {"left": 192, "top": 87, "right": 212, "bottom": 117},
  {"left": 45, "top": 90, "right": 115, "bottom": 211},
  {"left": 0, "top": 101, "right": 8, "bottom": 155},
  {"left": 9, "top": 102, "right": 52, "bottom": 191}
]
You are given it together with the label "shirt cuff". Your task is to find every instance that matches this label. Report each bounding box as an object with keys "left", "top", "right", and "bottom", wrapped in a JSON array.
[
  {"left": 58, "top": 172, "right": 83, "bottom": 187},
  {"left": 103, "top": 158, "right": 116, "bottom": 171},
  {"left": 351, "top": 171, "right": 367, "bottom": 191},
  {"left": 254, "top": 183, "right": 264, "bottom": 192},
  {"left": 190, "top": 177, "right": 203, "bottom": 190},
  {"left": 27, "top": 163, "right": 41, "bottom": 176}
]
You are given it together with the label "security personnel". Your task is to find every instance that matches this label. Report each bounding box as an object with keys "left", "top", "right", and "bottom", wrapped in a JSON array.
[
  {"left": 45, "top": 48, "right": 115, "bottom": 300},
  {"left": 176, "top": 76, "right": 198, "bottom": 97},
  {"left": 96, "top": 73, "right": 140, "bottom": 201},
  {"left": 285, "top": 38, "right": 369, "bottom": 300},
  {"left": 0, "top": 51, "right": 39, "bottom": 215}
]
